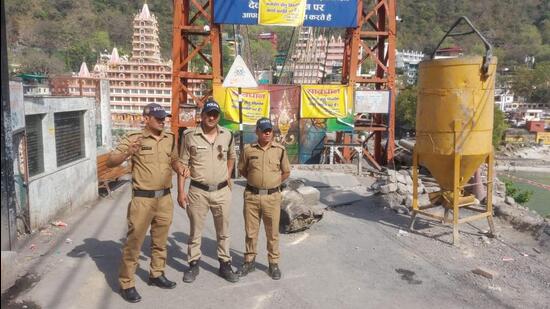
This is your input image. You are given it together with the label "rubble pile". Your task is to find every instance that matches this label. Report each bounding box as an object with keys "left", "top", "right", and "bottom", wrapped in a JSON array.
[
  {"left": 369, "top": 169, "right": 438, "bottom": 214},
  {"left": 280, "top": 179, "right": 324, "bottom": 233}
]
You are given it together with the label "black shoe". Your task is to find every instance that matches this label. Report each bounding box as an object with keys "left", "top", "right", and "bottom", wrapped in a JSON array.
[
  {"left": 268, "top": 263, "right": 281, "bottom": 280},
  {"left": 183, "top": 260, "right": 200, "bottom": 283},
  {"left": 121, "top": 287, "right": 142, "bottom": 303},
  {"left": 218, "top": 260, "right": 239, "bottom": 283},
  {"left": 148, "top": 274, "right": 176, "bottom": 289},
  {"left": 237, "top": 260, "right": 256, "bottom": 277}
]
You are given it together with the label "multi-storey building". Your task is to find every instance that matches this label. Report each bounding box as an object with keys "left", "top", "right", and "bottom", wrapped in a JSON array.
[
  {"left": 64, "top": 3, "right": 205, "bottom": 129},
  {"left": 288, "top": 28, "right": 361, "bottom": 84},
  {"left": 396, "top": 49, "right": 424, "bottom": 85}
]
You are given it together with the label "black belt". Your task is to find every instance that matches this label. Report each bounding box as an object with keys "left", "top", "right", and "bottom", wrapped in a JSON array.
[
  {"left": 190, "top": 180, "right": 229, "bottom": 192},
  {"left": 246, "top": 184, "right": 280, "bottom": 195},
  {"left": 133, "top": 188, "right": 170, "bottom": 198}
]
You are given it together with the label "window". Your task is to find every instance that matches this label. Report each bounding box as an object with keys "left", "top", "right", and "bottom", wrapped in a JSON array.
[
  {"left": 54, "top": 111, "right": 85, "bottom": 167},
  {"left": 25, "top": 114, "right": 45, "bottom": 177}
]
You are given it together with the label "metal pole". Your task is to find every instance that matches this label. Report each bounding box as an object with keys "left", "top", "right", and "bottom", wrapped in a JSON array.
[
  {"left": 1, "top": 0, "right": 17, "bottom": 250},
  {"left": 238, "top": 87, "right": 244, "bottom": 161}
]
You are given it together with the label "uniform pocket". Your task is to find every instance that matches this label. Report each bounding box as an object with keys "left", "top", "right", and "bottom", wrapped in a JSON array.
[
  {"left": 139, "top": 149, "right": 155, "bottom": 163},
  {"left": 268, "top": 158, "right": 281, "bottom": 172}
]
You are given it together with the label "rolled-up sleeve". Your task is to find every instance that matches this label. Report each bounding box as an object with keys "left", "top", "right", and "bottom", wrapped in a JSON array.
[
  {"left": 281, "top": 149, "right": 291, "bottom": 174},
  {"left": 170, "top": 136, "right": 179, "bottom": 164},
  {"left": 228, "top": 133, "right": 237, "bottom": 161},
  {"left": 113, "top": 135, "right": 131, "bottom": 155},
  {"left": 238, "top": 147, "right": 248, "bottom": 175},
  {"left": 179, "top": 134, "right": 190, "bottom": 166}
]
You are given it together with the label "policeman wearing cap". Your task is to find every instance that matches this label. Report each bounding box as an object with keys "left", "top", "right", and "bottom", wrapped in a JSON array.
[
  {"left": 177, "top": 100, "right": 239, "bottom": 283},
  {"left": 237, "top": 117, "right": 291, "bottom": 280},
  {"left": 107, "top": 103, "right": 188, "bottom": 303}
]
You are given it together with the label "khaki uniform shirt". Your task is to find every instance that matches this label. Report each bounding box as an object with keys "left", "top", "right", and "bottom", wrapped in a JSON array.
[
  {"left": 180, "top": 125, "right": 236, "bottom": 185},
  {"left": 238, "top": 142, "right": 291, "bottom": 189},
  {"left": 114, "top": 128, "right": 178, "bottom": 190}
]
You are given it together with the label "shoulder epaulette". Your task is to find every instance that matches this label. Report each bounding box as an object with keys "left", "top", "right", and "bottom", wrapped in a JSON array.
[{"left": 184, "top": 128, "right": 196, "bottom": 135}]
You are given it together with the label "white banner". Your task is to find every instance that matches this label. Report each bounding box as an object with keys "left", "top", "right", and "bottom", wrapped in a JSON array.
[{"left": 354, "top": 90, "right": 390, "bottom": 114}]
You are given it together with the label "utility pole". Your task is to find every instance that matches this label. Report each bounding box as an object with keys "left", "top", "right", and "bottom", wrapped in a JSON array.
[{"left": 1, "top": 0, "right": 18, "bottom": 250}]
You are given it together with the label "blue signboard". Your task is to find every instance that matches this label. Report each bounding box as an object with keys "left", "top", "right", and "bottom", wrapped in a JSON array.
[{"left": 213, "top": 0, "right": 358, "bottom": 28}]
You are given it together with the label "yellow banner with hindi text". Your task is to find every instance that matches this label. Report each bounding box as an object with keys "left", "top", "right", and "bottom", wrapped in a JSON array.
[
  {"left": 300, "top": 85, "right": 348, "bottom": 119},
  {"left": 214, "top": 85, "right": 270, "bottom": 125},
  {"left": 258, "top": 0, "right": 307, "bottom": 26}
]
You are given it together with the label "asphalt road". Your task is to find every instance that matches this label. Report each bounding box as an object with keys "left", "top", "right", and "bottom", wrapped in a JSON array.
[{"left": 8, "top": 172, "right": 550, "bottom": 309}]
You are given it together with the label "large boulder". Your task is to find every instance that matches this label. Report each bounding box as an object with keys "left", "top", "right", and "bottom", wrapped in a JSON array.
[{"left": 280, "top": 186, "right": 323, "bottom": 233}]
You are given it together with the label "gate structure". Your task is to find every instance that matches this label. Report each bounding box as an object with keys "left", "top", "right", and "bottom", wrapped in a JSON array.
[{"left": 171, "top": 0, "right": 396, "bottom": 164}]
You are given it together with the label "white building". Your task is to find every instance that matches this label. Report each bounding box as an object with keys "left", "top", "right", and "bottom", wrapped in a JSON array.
[
  {"left": 494, "top": 88, "right": 515, "bottom": 112},
  {"left": 396, "top": 49, "right": 425, "bottom": 85}
]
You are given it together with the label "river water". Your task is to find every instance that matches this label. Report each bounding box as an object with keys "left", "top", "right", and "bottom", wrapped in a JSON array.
[{"left": 498, "top": 171, "right": 550, "bottom": 217}]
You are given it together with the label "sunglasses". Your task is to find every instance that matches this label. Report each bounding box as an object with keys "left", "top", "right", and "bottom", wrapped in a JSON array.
[{"left": 206, "top": 111, "right": 220, "bottom": 118}]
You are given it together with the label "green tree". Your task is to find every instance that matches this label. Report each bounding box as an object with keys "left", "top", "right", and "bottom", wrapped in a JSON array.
[
  {"left": 15, "top": 48, "right": 66, "bottom": 74},
  {"left": 396, "top": 86, "right": 417, "bottom": 130},
  {"left": 493, "top": 106, "right": 508, "bottom": 146},
  {"left": 512, "top": 61, "right": 550, "bottom": 103}
]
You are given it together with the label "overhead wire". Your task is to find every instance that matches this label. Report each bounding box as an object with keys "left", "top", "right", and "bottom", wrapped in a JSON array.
[{"left": 277, "top": 26, "right": 297, "bottom": 84}]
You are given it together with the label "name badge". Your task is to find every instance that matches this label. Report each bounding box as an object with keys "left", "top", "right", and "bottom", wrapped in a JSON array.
[
  {"left": 197, "top": 146, "right": 207, "bottom": 150},
  {"left": 250, "top": 156, "right": 259, "bottom": 160},
  {"left": 141, "top": 146, "right": 152, "bottom": 150}
]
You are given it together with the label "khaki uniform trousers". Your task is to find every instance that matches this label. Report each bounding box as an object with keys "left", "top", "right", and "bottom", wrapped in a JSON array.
[
  {"left": 119, "top": 194, "right": 173, "bottom": 289},
  {"left": 186, "top": 186, "right": 232, "bottom": 262},
  {"left": 243, "top": 190, "right": 281, "bottom": 264}
]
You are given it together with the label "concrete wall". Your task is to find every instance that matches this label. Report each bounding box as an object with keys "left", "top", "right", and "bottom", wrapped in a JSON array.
[
  {"left": 24, "top": 96, "right": 98, "bottom": 229},
  {"left": 99, "top": 79, "right": 112, "bottom": 149}
]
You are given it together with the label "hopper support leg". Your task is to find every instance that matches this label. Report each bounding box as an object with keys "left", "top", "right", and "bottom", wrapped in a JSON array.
[
  {"left": 452, "top": 154, "right": 462, "bottom": 245},
  {"left": 486, "top": 152, "right": 496, "bottom": 237},
  {"left": 409, "top": 150, "right": 419, "bottom": 231}
]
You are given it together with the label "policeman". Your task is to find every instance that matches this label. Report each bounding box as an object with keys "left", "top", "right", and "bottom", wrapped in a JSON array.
[
  {"left": 107, "top": 103, "right": 188, "bottom": 303},
  {"left": 177, "top": 100, "right": 239, "bottom": 283},
  {"left": 237, "top": 117, "right": 291, "bottom": 280}
]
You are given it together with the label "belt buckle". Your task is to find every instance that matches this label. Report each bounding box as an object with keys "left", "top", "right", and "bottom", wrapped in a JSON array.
[
  {"left": 208, "top": 184, "right": 218, "bottom": 191},
  {"left": 154, "top": 190, "right": 164, "bottom": 198},
  {"left": 258, "top": 189, "right": 268, "bottom": 195}
]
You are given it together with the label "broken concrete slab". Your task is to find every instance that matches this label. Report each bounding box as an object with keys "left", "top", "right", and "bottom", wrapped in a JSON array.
[
  {"left": 297, "top": 186, "right": 321, "bottom": 206},
  {"left": 290, "top": 170, "right": 362, "bottom": 189},
  {"left": 318, "top": 188, "right": 366, "bottom": 207}
]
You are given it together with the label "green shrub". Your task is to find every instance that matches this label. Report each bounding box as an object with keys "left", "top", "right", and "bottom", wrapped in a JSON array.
[{"left": 504, "top": 180, "right": 533, "bottom": 205}]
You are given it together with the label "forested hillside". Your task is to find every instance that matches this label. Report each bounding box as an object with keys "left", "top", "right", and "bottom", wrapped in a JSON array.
[{"left": 5, "top": 0, "right": 549, "bottom": 74}]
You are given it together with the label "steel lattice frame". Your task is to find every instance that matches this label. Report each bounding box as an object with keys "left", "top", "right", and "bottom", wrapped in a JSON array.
[
  {"left": 171, "top": 0, "right": 222, "bottom": 139},
  {"left": 343, "top": 0, "right": 397, "bottom": 164},
  {"left": 172, "top": 0, "right": 396, "bottom": 163}
]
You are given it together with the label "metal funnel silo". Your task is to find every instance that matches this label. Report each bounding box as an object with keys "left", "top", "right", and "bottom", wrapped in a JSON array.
[{"left": 409, "top": 17, "right": 497, "bottom": 245}]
